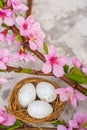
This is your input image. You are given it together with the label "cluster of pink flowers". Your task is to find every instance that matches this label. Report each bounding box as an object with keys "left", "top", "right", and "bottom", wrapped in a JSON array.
[
  {"left": 42, "top": 45, "right": 68, "bottom": 77},
  {"left": 0, "top": 106, "right": 16, "bottom": 126},
  {"left": 16, "top": 15, "right": 45, "bottom": 50},
  {"left": 57, "top": 111, "right": 87, "bottom": 130},
  {"left": 56, "top": 86, "right": 85, "bottom": 107}
]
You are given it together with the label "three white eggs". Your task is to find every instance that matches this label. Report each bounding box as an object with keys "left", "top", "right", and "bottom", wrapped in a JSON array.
[{"left": 18, "top": 81, "right": 57, "bottom": 119}]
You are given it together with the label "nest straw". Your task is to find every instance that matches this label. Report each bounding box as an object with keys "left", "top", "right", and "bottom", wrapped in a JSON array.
[{"left": 8, "top": 77, "right": 63, "bottom": 126}]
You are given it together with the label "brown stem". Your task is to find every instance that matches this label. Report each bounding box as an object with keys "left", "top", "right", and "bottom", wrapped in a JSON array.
[
  {"left": 26, "top": 0, "right": 33, "bottom": 17},
  {"left": 1, "top": 65, "right": 87, "bottom": 96}
]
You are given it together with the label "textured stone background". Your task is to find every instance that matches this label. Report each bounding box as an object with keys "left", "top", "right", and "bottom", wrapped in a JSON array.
[{"left": 0, "top": 0, "right": 87, "bottom": 127}]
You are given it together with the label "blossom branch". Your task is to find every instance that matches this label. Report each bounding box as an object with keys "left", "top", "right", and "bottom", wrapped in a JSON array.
[{"left": 9, "top": 25, "right": 87, "bottom": 96}]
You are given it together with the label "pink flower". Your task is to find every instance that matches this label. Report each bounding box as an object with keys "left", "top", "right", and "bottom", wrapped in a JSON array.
[
  {"left": 57, "top": 125, "right": 68, "bottom": 130},
  {"left": 0, "top": 49, "right": 10, "bottom": 70},
  {"left": 57, "top": 125, "right": 72, "bottom": 130},
  {"left": 55, "top": 86, "right": 86, "bottom": 107},
  {"left": 28, "top": 22, "right": 45, "bottom": 50},
  {"left": 42, "top": 45, "right": 68, "bottom": 77},
  {"left": 69, "top": 111, "right": 87, "bottom": 130},
  {"left": 13, "top": 51, "right": 35, "bottom": 62},
  {"left": 16, "top": 16, "right": 34, "bottom": 37},
  {"left": 72, "top": 57, "right": 87, "bottom": 75},
  {"left": 0, "top": 9, "right": 14, "bottom": 26},
  {"left": 0, "top": 31, "right": 15, "bottom": 45},
  {"left": 0, "top": 77, "right": 7, "bottom": 85},
  {"left": 0, "top": 106, "right": 16, "bottom": 126},
  {"left": 7, "top": 0, "right": 28, "bottom": 11}
]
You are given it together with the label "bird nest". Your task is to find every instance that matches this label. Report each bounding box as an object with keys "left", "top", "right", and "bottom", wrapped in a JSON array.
[{"left": 8, "top": 77, "right": 63, "bottom": 125}]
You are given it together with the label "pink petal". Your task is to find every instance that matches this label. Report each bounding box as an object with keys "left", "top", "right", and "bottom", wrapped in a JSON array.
[
  {"left": 72, "top": 57, "right": 81, "bottom": 68},
  {"left": 7, "top": 0, "right": 12, "bottom": 6},
  {"left": 55, "top": 88, "right": 69, "bottom": 101},
  {"left": 66, "top": 87, "right": 74, "bottom": 93},
  {"left": 76, "top": 91, "right": 86, "bottom": 101},
  {"left": 0, "top": 116, "right": 5, "bottom": 123},
  {"left": 4, "top": 16, "right": 14, "bottom": 26},
  {"left": 74, "top": 111, "right": 87, "bottom": 124},
  {"left": 2, "top": 114, "right": 16, "bottom": 126},
  {"left": 55, "top": 88, "right": 66, "bottom": 94},
  {"left": 70, "top": 95, "right": 77, "bottom": 107},
  {"left": 29, "top": 40, "right": 37, "bottom": 50},
  {"left": 59, "top": 93, "right": 68, "bottom": 101},
  {"left": 57, "top": 125, "right": 68, "bottom": 130},
  {"left": 42, "top": 62, "right": 52, "bottom": 74},
  {"left": 48, "top": 45, "right": 57, "bottom": 56},
  {"left": 82, "top": 66, "right": 87, "bottom": 75},
  {"left": 0, "top": 62, "right": 7, "bottom": 70},
  {"left": 53, "top": 64, "right": 64, "bottom": 77},
  {"left": 69, "top": 119, "right": 79, "bottom": 128},
  {"left": 4, "top": 9, "right": 11, "bottom": 16},
  {"left": 16, "top": 16, "right": 25, "bottom": 26},
  {"left": 20, "top": 4, "right": 28, "bottom": 11},
  {"left": 57, "top": 56, "right": 68, "bottom": 66}
]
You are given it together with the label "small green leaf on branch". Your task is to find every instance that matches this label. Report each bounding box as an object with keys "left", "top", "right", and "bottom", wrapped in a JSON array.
[
  {"left": 21, "top": 68, "right": 32, "bottom": 74},
  {"left": 0, "top": 0, "right": 3, "bottom": 8},
  {"left": 43, "top": 42, "right": 48, "bottom": 54},
  {"left": 15, "top": 34, "right": 22, "bottom": 42},
  {"left": 63, "top": 64, "right": 69, "bottom": 74},
  {"left": 67, "top": 67, "right": 87, "bottom": 84}
]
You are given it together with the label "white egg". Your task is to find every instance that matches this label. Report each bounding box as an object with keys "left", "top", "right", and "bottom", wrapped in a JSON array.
[
  {"left": 18, "top": 83, "right": 36, "bottom": 107},
  {"left": 27, "top": 100, "right": 53, "bottom": 119},
  {"left": 36, "top": 82, "right": 57, "bottom": 103}
]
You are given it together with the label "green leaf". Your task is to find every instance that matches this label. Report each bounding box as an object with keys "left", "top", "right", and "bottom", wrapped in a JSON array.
[
  {"left": 69, "top": 67, "right": 74, "bottom": 74},
  {"left": 21, "top": 68, "right": 32, "bottom": 74},
  {"left": 51, "top": 120, "right": 66, "bottom": 126},
  {"left": 0, "top": 125, "right": 7, "bottom": 129},
  {"left": 0, "top": 0, "right": 3, "bottom": 8},
  {"left": 1, "top": 23, "right": 8, "bottom": 28},
  {"left": 84, "top": 89, "right": 87, "bottom": 95},
  {"left": 82, "top": 122, "right": 87, "bottom": 128},
  {"left": 7, "top": 120, "right": 21, "bottom": 130},
  {"left": 43, "top": 42, "right": 48, "bottom": 54},
  {"left": 63, "top": 64, "right": 69, "bottom": 74},
  {"left": 67, "top": 67, "right": 87, "bottom": 84},
  {"left": 15, "top": 35, "right": 22, "bottom": 42}
]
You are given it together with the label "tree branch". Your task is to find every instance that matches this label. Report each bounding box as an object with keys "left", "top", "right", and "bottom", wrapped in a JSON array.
[{"left": 9, "top": 21, "right": 87, "bottom": 96}]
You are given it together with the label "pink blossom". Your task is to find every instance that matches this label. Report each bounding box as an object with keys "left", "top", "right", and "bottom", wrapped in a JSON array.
[
  {"left": 13, "top": 52, "right": 35, "bottom": 62},
  {"left": 0, "top": 106, "right": 16, "bottom": 126},
  {"left": 72, "top": 57, "right": 87, "bottom": 75},
  {"left": 69, "top": 111, "right": 87, "bottom": 130},
  {"left": 57, "top": 125, "right": 68, "bottom": 130},
  {"left": 28, "top": 22, "right": 45, "bottom": 50},
  {"left": 55, "top": 86, "right": 86, "bottom": 107},
  {"left": 0, "top": 9, "right": 14, "bottom": 26},
  {"left": 0, "top": 49, "right": 10, "bottom": 70},
  {"left": 0, "top": 32, "right": 15, "bottom": 45},
  {"left": 57, "top": 125, "right": 72, "bottom": 130},
  {"left": 0, "top": 77, "right": 7, "bottom": 85},
  {"left": 42, "top": 45, "right": 68, "bottom": 77},
  {"left": 7, "top": 0, "right": 28, "bottom": 11},
  {"left": 16, "top": 16, "right": 34, "bottom": 37}
]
